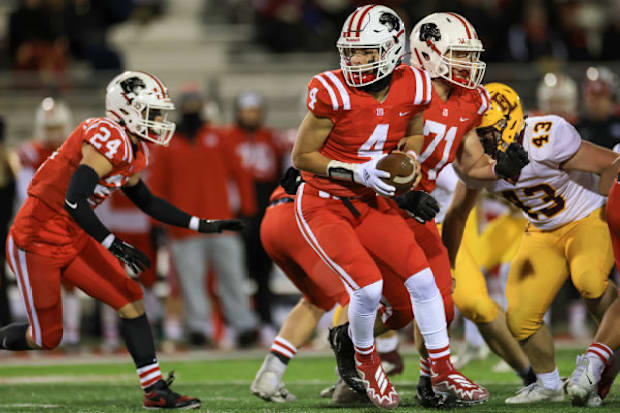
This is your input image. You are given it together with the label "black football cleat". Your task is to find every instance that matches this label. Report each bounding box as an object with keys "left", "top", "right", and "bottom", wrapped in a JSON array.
[
  {"left": 416, "top": 375, "right": 453, "bottom": 409},
  {"left": 328, "top": 322, "right": 366, "bottom": 395},
  {"left": 143, "top": 371, "right": 201, "bottom": 410}
]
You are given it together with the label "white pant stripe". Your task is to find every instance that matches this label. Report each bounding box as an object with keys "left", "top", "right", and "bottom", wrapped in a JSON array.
[
  {"left": 17, "top": 248, "right": 41, "bottom": 347},
  {"left": 294, "top": 183, "right": 360, "bottom": 290}
]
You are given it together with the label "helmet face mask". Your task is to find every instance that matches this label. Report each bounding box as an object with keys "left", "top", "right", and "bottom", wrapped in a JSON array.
[
  {"left": 337, "top": 5, "right": 405, "bottom": 88},
  {"left": 106, "top": 71, "right": 176, "bottom": 146},
  {"left": 476, "top": 117, "right": 507, "bottom": 159},
  {"left": 411, "top": 13, "right": 486, "bottom": 89}
]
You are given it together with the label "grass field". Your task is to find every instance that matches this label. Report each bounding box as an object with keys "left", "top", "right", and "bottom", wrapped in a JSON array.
[{"left": 0, "top": 347, "right": 618, "bottom": 413}]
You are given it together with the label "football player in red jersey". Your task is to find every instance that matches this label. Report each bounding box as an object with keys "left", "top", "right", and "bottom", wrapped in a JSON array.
[
  {"left": 403, "top": 12, "right": 531, "bottom": 403},
  {"left": 291, "top": 4, "right": 512, "bottom": 408},
  {"left": 0, "top": 71, "right": 245, "bottom": 410}
]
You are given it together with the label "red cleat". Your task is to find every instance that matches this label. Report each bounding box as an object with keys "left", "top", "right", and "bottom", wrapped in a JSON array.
[
  {"left": 430, "top": 357, "right": 489, "bottom": 405},
  {"left": 354, "top": 348, "right": 399, "bottom": 410},
  {"left": 143, "top": 372, "right": 201, "bottom": 410}
]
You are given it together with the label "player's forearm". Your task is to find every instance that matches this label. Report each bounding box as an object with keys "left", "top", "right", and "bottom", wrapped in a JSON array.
[
  {"left": 599, "top": 156, "right": 620, "bottom": 196},
  {"left": 122, "top": 180, "right": 194, "bottom": 228},
  {"left": 292, "top": 151, "right": 341, "bottom": 179},
  {"left": 64, "top": 165, "right": 114, "bottom": 246},
  {"left": 458, "top": 156, "right": 497, "bottom": 181}
]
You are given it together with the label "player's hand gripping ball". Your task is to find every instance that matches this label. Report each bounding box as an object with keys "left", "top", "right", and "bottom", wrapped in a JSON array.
[{"left": 376, "top": 151, "right": 421, "bottom": 195}]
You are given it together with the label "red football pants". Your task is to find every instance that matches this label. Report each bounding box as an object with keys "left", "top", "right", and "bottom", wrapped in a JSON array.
[
  {"left": 6, "top": 234, "right": 143, "bottom": 349},
  {"left": 261, "top": 198, "right": 349, "bottom": 311},
  {"left": 294, "top": 184, "right": 430, "bottom": 291}
]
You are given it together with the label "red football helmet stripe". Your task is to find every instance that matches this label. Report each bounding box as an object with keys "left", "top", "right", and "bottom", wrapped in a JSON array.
[
  {"left": 355, "top": 4, "right": 377, "bottom": 37},
  {"left": 447, "top": 12, "right": 472, "bottom": 39},
  {"left": 346, "top": 7, "right": 362, "bottom": 37}
]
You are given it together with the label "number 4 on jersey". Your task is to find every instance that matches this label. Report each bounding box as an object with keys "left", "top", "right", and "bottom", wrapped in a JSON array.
[{"left": 358, "top": 124, "right": 389, "bottom": 158}]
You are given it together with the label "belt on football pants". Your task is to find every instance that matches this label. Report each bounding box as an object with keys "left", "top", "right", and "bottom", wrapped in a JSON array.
[{"left": 269, "top": 197, "right": 295, "bottom": 207}]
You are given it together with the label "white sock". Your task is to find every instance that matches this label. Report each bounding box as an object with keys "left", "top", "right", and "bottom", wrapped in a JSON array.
[
  {"left": 376, "top": 334, "right": 398, "bottom": 353},
  {"left": 405, "top": 268, "right": 449, "bottom": 351},
  {"left": 348, "top": 280, "right": 383, "bottom": 351},
  {"left": 585, "top": 342, "right": 614, "bottom": 382},
  {"left": 538, "top": 367, "right": 561, "bottom": 391}
]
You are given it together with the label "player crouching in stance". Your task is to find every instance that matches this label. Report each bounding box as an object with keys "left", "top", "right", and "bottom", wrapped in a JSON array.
[
  {"left": 443, "top": 83, "right": 620, "bottom": 404},
  {"left": 0, "top": 71, "right": 245, "bottom": 410}
]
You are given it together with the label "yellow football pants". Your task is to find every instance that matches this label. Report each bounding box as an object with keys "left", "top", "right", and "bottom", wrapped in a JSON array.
[
  {"left": 506, "top": 207, "right": 614, "bottom": 341},
  {"left": 450, "top": 209, "right": 526, "bottom": 324}
]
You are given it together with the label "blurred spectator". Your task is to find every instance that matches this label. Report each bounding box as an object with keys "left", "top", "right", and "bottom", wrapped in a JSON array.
[
  {"left": 556, "top": 0, "right": 595, "bottom": 61},
  {"left": 576, "top": 66, "right": 620, "bottom": 150},
  {"left": 8, "top": 0, "right": 69, "bottom": 78},
  {"left": 149, "top": 87, "right": 259, "bottom": 348},
  {"left": 535, "top": 72, "right": 578, "bottom": 124},
  {"left": 64, "top": 0, "right": 135, "bottom": 70},
  {"left": 507, "top": 0, "right": 568, "bottom": 62},
  {"left": 227, "top": 91, "right": 287, "bottom": 334},
  {"left": 253, "top": 0, "right": 305, "bottom": 52},
  {"left": 0, "top": 115, "right": 15, "bottom": 327}
]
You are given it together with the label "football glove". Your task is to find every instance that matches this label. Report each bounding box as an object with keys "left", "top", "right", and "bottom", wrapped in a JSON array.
[
  {"left": 108, "top": 237, "right": 151, "bottom": 274},
  {"left": 198, "top": 219, "right": 245, "bottom": 233},
  {"left": 354, "top": 155, "right": 395, "bottom": 197},
  {"left": 494, "top": 142, "right": 529, "bottom": 180},
  {"left": 280, "top": 167, "right": 303, "bottom": 195},
  {"left": 395, "top": 190, "right": 440, "bottom": 223}
]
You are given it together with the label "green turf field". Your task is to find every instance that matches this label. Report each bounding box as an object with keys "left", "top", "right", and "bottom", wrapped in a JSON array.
[{"left": 0, "top": 348, "right": 617, "bottom": 412}]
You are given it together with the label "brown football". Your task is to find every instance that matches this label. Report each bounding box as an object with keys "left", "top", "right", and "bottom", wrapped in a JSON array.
[{"left": 376, "top": 151, "right": 420, "bottom": 194}]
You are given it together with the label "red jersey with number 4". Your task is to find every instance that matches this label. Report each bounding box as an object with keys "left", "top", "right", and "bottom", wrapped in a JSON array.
[
  {"left": 417, "top": 84, "right": 490, "bottom": 193},
  {"left": 11, "top": 117, "right": 148, "bottom": 257},
  {"left": 303, "top": 65, "right": 432, "bottom": 197}
]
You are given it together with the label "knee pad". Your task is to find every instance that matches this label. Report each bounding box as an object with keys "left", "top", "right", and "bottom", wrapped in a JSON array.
[
  {"left": 574, "top": 272, "right": 608, "bottom": 300},
  {"left": 405, "top": 267, "right": 440, "bottom": 302},
  {"left": 506, "top": 309, "right": 541, "bottom": 341},
  {"left": 350, "top": 280, "right": 383, "bottom": 315},
  {"left": 456, "top": 295, "right": 498, "bottom": 324},
  {"left": 41, "top": 326, "right": 63, "bottom": 350}
]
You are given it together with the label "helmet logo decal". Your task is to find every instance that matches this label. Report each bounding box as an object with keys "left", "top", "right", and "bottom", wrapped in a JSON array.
[
  {"left": 419, "top": 23, "right": 441, "bottom": 42},
  {"left": 491, "top": 92, "right": 517, "bottom": 116},
  {"left": 379, "top": 12, "right": 400, "bottom": 32},
  {"left": 120, "top": 77, "right": 146, "bottom": 96}
]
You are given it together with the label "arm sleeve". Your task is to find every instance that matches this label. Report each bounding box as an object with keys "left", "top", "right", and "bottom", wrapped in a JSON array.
[
  {"left": 529, "top": 116, "right": 582, "bottom": 167},
  {"left": 122, "top": 179, "right": 193, "bottom": 228},
  {"left": 64, "top": 165, "right": 113, "bottom": 245}
]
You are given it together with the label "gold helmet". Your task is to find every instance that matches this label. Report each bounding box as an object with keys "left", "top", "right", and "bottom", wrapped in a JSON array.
[{"left": 476, "top": 82, "right": 524, "bottom": 158}]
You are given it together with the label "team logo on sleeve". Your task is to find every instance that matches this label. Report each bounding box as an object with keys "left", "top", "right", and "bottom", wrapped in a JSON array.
[
  {"left": 419, "top": 23, "right": 441, "bottom": 42},
  {"left": 379, "top": 12, "right": 401, "bottom": 33}
]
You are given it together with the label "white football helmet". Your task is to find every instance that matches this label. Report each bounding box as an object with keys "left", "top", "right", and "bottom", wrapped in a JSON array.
[
  {"left": 537, "top": 72, "right": 577, "bottom": 118},
  {"left": 105, "top": 71, "right": 175, "bottom": 146},
  {"left": 337, "top": 4, "right": 405, "bottom": 87},
  {"left": 410, "top": 12, "right": 486, "bottom": 89},
  {"left": 35, "top": 97, "right": 72, "bottom": 144}
]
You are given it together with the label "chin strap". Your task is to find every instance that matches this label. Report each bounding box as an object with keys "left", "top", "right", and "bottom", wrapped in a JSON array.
[{"left": 360, "top": 73, "right": 393, "bottom": 93}]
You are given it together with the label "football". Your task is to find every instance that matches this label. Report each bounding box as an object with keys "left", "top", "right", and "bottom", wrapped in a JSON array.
[{"left": 376, "top": 151, "right": 420, "bottom": 194}]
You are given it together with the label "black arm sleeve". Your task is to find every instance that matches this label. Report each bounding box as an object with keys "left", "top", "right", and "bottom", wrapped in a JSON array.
[
  {"left": 64, "top": 165, "right": 112, "bottom": 243},
  {"left": 122, "top": 179, "right": 192, "bottom": 228}
]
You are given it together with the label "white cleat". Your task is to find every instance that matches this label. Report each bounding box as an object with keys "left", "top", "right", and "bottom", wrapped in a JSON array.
[
  {"left": 567, "top": 355, "right": 601, "bottom": 407},
  {"left": 505, "top": 382, "right": 564, "bottom": 404},
  {"left": 250, "top": 354, "right": 296, "bottom": 403}
]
